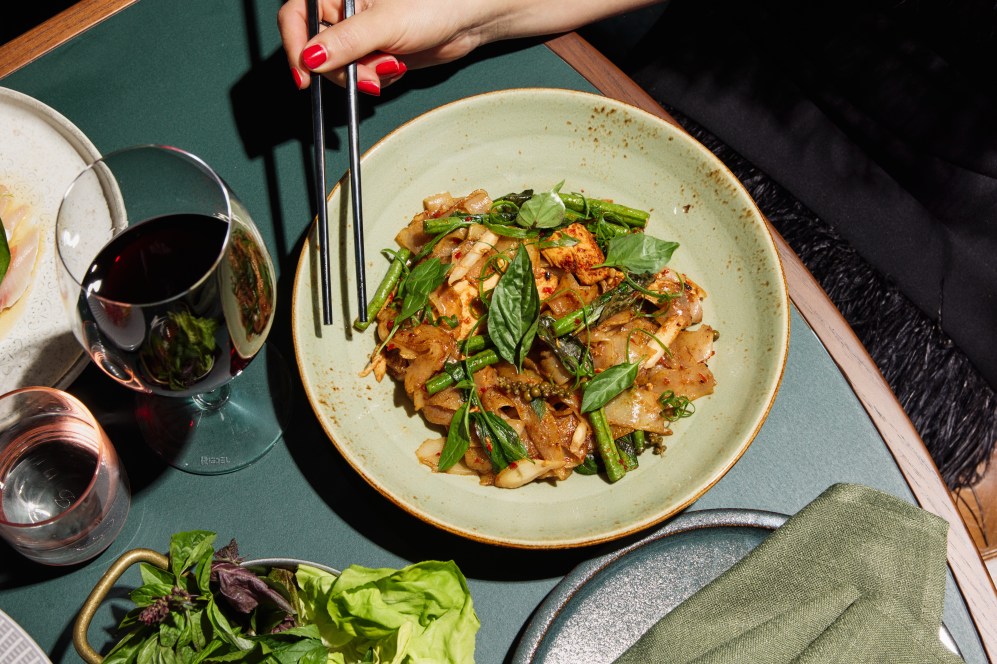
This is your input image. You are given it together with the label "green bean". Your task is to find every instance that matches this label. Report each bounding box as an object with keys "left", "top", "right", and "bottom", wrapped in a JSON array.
[
  {"left": 589, "top": 408, "right": 626, "bottom": 483},
  {"left": 425, "top": 350, "right": 499, "bottom": 395},
  {"left": 558, "top": 193, "right": 649, "bottom": 228},
  {"left": 353, "top": 248, "right": 411, "bottom": 332}
]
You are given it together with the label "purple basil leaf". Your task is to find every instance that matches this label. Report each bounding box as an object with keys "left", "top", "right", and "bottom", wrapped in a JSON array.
[{"left": 213, "top": 561, "right": 294, "bottom": 614}]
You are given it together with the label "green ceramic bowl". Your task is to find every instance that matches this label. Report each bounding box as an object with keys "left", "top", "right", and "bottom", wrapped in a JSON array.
[{"left": 291, "top": 88, "right": 789, "bottom": 549}]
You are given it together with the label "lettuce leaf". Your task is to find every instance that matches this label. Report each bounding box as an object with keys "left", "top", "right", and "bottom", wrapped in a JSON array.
[{"left": 295, "top": 561, "right": 479, "bottom": 664}]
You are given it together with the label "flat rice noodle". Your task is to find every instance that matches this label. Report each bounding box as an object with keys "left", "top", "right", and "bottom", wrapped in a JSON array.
[
  {"left": 430, "top": 230, "right": 465, "bottom": 262},
  {"left": 543, "top": 272, "right": 599, "bottom": 319},
  {"left": 423, "top": 192, "right": 456, "bottom": 217},
  {"left": 395, "top": 213, "right": 434, "bottom": 254},
  {"left": 389, "top": 323, "right": 457, "bottom": 400},
  {"left": 603, "top": 328, "right": 716, "bottom": 433},
  {"left": 422, "top": 387, "right": 463, "bottom": 427},
  {"left": 671, "top": 325, "right": 716, "bottom": 365},
  {"left": 585, "top": 315, "right": 658, "bottom": 371},
  {"left": 603, "top": 387, "right": 673, "bottom": 435},
  {"left": 537, "top": 349, "right": 574, "bottom": 386}
]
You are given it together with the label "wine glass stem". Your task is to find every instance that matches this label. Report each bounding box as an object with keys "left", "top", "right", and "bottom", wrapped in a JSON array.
[{"left": 192, "top": 385, "right": 232, "bottom": 412}]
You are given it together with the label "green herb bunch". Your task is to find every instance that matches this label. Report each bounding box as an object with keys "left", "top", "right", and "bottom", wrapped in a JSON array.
[{"left": 104, "top": 531, "right": 327, "bottom": 664}]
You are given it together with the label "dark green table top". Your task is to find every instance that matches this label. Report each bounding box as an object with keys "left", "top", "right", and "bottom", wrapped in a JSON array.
[{"left": 0, "top": 1, "right": 986, "bottom": 662}]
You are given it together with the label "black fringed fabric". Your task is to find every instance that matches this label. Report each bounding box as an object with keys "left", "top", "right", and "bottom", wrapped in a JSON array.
[
  {"left": 663, "top": 108, "right": 997, "bottom": 489},
  {"left": 582, "top": 0, "right": 997, "bottom": 489}
]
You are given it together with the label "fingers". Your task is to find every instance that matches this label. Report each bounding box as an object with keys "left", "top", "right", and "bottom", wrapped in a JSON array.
[
  {"left": 299, "top": 7, "right": 391, "bottom": 75},
  {"left": 278, "top": 0, "right": 328, "bottom": 90}
]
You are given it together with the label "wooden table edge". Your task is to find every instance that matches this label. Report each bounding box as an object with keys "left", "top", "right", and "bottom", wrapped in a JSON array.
[
  {"left": 543, "top": 30, "right": 997, "bottom": 660},
  {"left": 0, "top": 0, "right": 137, "bottom": 79},
  {"left": 2, "top": 8, "right": 993, "bottom": 660}
]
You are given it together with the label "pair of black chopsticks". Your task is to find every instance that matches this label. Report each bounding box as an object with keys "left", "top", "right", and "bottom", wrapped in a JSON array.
[{"left": 310, "top": 0, "right": 366, "bottom": 326}]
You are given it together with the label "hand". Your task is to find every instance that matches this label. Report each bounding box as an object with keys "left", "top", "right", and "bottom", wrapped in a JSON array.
[
  {"left": 278, "top": 0, "right": 492, "bottom": 94},
  {"left": 278, "top": 0, "right": 658, "bottom": 94}
]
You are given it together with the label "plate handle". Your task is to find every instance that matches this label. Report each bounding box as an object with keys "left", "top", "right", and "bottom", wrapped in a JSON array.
[{"left": 73, "top": 548, "right": 170, "bottom": 664}]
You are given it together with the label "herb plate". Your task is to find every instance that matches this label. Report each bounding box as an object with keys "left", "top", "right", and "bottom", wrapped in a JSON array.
[{"left": 291, "top": 88, "right": 789, "bottom": 549}]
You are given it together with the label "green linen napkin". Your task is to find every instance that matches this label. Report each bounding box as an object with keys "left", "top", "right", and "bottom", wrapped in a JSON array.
[{"left": 614, "top": 483, "right": 963, "bottom": 663}]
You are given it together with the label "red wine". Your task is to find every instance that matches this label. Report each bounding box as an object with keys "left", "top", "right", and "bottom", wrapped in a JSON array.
[
  {"left": 84, "top": 213, "right": 227, "bottom": 303},
  {"left": 78, "top": 213, "right": 266, "bottom": 396}
]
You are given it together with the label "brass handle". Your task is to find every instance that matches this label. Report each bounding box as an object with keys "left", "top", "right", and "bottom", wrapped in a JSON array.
[{"left": 73, "top": 548, "right": 170, "bottom": 664}]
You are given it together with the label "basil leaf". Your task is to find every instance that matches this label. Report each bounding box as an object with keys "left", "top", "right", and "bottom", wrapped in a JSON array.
[
  {"left": 516, "top": 182, "right": 566, "bottom": 229},
  {"left": 537, "top": 316, "right": 594, "bottom": 379},
  {"left": 130, "top": 584, "right": 172, "bottom": 608},
  {"left": 574, "top": 453, "right": 600, "bottom": 475},
  {"left": 495, "top": 189, "right": 534, "bottom": 208},
  {"left": 539, "top": 234, "right": 580, "bottom": 250},
  {"left": 140, "top": 562, "right": 176, "bottom": 588},
  {"left": 599, "top": 234, "right": 679, "bottom": 275},
  {"left": 479, "top": 411, "right": 529, "bottom": 463},
  {"left": 414, "top": 220, "right": 464, "bottom": 261},
  {"left": 487, "top": 246, "right": 540, "bottom": 371},
  {"left": 169, "top": 531, "right": 216, "bottom": 579},
  {"left": 159, "top": 614, "right": 184, "bottom": 649},
  {"left": 0, "top": 219, "right": 9, "bottom": 286},
  {"left": 102, "top": 630, "right": 148, "bottom": 664},
  {"left": 206, "top": 596, "right": 253, "bottom": 650},
  {"left": 529, "top": 397, "right": 547, "bottom": 421},
  {"left": 470, "top": 412, "right": 508, "bottom": 470},
  {"left": 483, "top": 220, "right": 538, "bottom": 239},
  {"left": 581, "top": 362, "right": 640, "bottom": 413},
  {"left": 396, "top": 257, "right": 448, "bottom": 322},
  {"left": 439, "top": 403, "right": 471, "bottom": 471},
  {"left": 586, "top": 216, "right": 629, "bottom": 252}
]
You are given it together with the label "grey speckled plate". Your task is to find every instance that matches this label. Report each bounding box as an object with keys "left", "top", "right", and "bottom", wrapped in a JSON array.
[{"left": 512, "top": 509, "right": 960, "bottom": 662}]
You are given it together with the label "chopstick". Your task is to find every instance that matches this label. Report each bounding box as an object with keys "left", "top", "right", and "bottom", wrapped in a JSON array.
[
  {"left": 343, "top": 0, "right": 368, "bottom": 323},
  {"left": 307, "top": 0, "right": 333, "bottom": 325}
]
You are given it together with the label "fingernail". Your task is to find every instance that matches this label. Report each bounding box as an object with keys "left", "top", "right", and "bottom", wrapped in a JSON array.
[
  {"left": 380, "top": 61, "right": 408, "bottom": 80},
  {"left": 290, "top": 67, "right": 304, "bottom": 89},
  {"left": 302, "top": 44, "right": 327, "bottom": 69},
  {"left": 357, "top": 79, "right": 381, "bottom": 96},
  {"left": 375, "top": 60, "right": 402, "bottom": 77}
]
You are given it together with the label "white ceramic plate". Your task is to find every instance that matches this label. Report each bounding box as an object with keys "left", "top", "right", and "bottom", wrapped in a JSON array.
[
  {"left": 0, "top": 607, "right": 51, "bottom": 664},
  {"left": 291, "top": 88, "right": 789, "bottom": 548},
  {"left": 0, "top": 87, "right": 101, "bottom": 393}
]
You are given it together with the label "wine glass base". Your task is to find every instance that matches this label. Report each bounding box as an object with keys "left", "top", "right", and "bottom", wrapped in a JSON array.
[{"left": 134, "top": 344, "right": 291, "bottom": 475}]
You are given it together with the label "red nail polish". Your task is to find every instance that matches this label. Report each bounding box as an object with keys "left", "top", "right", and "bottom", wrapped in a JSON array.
[
  {"left": 291, "top": 67, "right": 303, "bottom": 89},
  {"left": 302, "top": 44, "right": 327, "bottom": 69},
  {"left": 357, "top": 79, "right": 381, "bottom": 96},
  {"left": 375, "top": 60, "right": 401, "bottom": 77},
  {"left": 381, "top": 61, "right": 408, "bottom": 82}
]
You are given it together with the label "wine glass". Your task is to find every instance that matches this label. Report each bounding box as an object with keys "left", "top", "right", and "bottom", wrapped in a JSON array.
[{"left": 55, "top": 145, "right": 289, "bottom": 474}]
